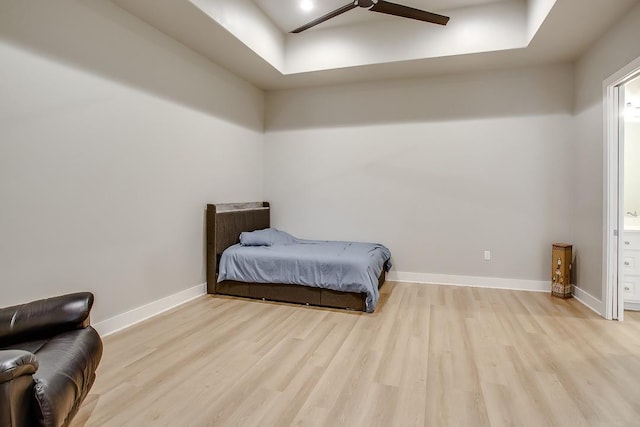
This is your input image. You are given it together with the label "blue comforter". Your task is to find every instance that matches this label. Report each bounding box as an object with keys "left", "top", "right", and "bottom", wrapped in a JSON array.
[{"left": 217, "top": 229, "right": 392, "bottom": 312}]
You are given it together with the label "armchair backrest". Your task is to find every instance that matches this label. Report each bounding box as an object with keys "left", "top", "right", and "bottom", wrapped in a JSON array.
[{"left": 0, "top": 292, "right": 94, "bottom": 347}]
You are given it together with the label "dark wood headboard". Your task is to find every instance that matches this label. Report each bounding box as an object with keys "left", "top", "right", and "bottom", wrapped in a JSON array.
[{"left": 206, "top": 202, "right": 270, "bottom": 293}]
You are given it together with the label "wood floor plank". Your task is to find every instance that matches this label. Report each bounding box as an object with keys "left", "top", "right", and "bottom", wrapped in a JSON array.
[{"left": 73, "top": 282, "right": 640, "bottom": 426}]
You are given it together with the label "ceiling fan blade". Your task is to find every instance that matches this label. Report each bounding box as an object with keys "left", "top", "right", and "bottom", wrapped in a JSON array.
[
  {"left": 290, "top": 3, "right": 357, "bottom": 33},
  {"left": 370, "top": 0, "right": 450, "bottom": 26}
]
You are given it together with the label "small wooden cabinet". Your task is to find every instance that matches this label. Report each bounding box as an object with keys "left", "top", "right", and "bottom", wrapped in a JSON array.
[
  {"left": 551, "top": 243, "right": 572, "bottom": 298},
  {"left": 623, "top": 231, "right": 640, "bottom": 309}
]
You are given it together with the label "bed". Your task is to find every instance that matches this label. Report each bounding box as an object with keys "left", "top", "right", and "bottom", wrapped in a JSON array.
[{"left": 206, "top": 202, "right": 391, "bottom": 312}]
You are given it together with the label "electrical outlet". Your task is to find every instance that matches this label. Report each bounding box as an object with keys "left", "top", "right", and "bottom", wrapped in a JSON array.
[{"left": 484, "top": 250, "right": 491, "bottom": 261}]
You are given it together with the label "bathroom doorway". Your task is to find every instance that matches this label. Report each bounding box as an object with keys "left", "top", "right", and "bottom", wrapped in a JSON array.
[
  {"left": 604, "top": 57, "right": 640, "bottom": 321},
  {"left": 621, "top": 77, "right": 640, "bottom": 312}
]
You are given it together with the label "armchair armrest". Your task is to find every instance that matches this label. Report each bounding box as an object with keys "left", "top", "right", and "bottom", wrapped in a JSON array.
[
  {"left": 0, "top": 350, "right": 38, "bottom": 427},
  {"left": 0, "top": 350, "right": 38, "bottom": 384},
  {"left": 0, "top": 292, "right": 94, "bottom": 345}
]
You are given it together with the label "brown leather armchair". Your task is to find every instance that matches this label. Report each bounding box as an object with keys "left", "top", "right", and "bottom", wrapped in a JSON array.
[{"left": 0, "top": 293, "right": 103, "bottom": 427}]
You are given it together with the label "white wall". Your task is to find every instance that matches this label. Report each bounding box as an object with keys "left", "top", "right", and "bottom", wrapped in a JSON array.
[
  {"left": 573, "top": 2, "right": 640, "bottom": 299},
  {"left": 190, "top": 0, "right": 285, "bottom": 70},
  {"left": 526, "top": 0, "right": 556, "bottom": 41},
  {"left": 0, "top": 0, "right": 264, "bottom": 322},
  {"left": 4, "top": 0, "right": 637, "bottom": 322},
  {"left": 624, "top": 122, "right": 640, "bottom": 216},
  {"left": 624, "top": 77, "right": 640, "bottom": 215},
  {"left": 265, "top": 64, "right": 574, "bottom": 282}
]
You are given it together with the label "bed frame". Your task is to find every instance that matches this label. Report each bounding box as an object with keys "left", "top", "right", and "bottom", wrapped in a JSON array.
[{"left": 206, "top": 202, "right": 385, "bottom": 311}]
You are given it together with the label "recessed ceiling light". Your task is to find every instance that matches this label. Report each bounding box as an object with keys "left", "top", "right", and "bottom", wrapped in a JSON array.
[{"left": 300, "top": 0, "right": 314, "bottom": 12}]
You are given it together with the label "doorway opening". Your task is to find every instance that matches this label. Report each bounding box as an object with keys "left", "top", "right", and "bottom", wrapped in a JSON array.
[
  {"left": 604, "top": 57, "right": 640, "bottom": 321},
  {"left": 621, "top": 78, "right": 640, "bottom": 313}
]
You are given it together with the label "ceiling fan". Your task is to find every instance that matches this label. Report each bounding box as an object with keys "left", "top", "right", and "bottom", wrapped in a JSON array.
[{"left": 291, "top": 0, "right": 450, "bottom": 33}]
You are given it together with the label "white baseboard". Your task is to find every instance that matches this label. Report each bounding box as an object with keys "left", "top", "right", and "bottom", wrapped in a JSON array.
[
  {"left": 90, "top": 277, "right": 606, "bottom": 336},
  {"left": 387, "top": 271, "right": 550, "bottom": 292},
  {"left": 93, "top": 283, "right": 206, "bottom": 337},
  {"left": 624, "top": 301, "right": 640, "bottom": 311},
  {"left": 387, "top": 272, "right": 605, "bottom": 316},
  {"left": 571, "top": 285, "right": 603, "bottom": 316}
]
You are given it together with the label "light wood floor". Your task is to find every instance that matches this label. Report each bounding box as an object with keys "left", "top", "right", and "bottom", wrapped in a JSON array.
[{"left": 72, "top": 282, "right": 640, "bottom": 427}]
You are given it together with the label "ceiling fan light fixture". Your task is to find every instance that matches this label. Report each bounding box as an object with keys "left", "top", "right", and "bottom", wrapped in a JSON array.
[
  {"left": 290, "top": 0, "right": 449, "bottom": 34},
  {"left": 300, "top": 0, "right": 314, "bottom": 12},
  {"left": 355, "top": 0, "right": 377, "bottom": 9}
]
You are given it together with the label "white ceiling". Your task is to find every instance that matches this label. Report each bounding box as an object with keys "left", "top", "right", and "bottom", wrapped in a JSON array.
[{"left": 111, "top": 0, "right": 639, "bottom": 90}]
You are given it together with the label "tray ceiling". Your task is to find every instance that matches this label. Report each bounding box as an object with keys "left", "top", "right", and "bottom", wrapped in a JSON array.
[
  {"left": 110, "top": 0, "right": 640, "bottom": 89},
  {"left": 253, "top": 0, "right": 499, "bottom": 33}
]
